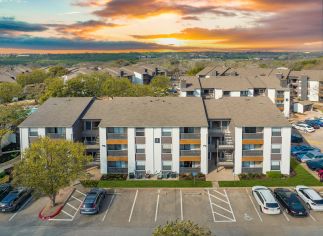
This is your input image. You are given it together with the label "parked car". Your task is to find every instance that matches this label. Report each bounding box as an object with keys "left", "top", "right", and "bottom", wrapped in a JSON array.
[
  {"left": 252, "top": 186, "right": 280, "bottom": 214},
  {"left": 274, "top": 188, "right": 308, "bottom": 217},
  {"left": 0, "top": 187, "right": 32, "bottom": 212},
  {"left": 306, "top": 119, "right": 323, "bottom": 127},
  {"left": 0, "top": 184, "right": 12, "bottom": 201},
  {"left": 291, "top": 145, "right": 320, "bottom": 156},
  {"left": 304, "top": 120, "right": 320, "bottom": 129},
  {"left": 292, "top": 123, "right": 315, "bottom": 133},
  {"left": 306, "top": 159, "right": 323, "bottom": 171},
  {"left": 296, "top": 151, "right": 323, "bottom": 162},
  {"left": 80, "top": 188, "right": 106, "bottom": 215},
  {"left": 296, "top": 151, "right": 323, "bottom": 163},
  {"left": 295, "top": 186, "right": 323, "bottom": 211},
  {"left": 317, "top": 169, "right": 323, "bottom": 181},
  {"left": 291, "top": 134, "right": 303, "bottom": 143}
]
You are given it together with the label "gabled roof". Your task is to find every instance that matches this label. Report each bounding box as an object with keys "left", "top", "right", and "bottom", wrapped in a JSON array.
[{"left": 19, "top": 97, "right": 94, "bottom": 128}]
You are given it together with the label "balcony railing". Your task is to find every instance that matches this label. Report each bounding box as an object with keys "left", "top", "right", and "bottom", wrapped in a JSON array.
[
  {"left": 272, "top": 132, "right": 281, "bottom": 137},
  {"left": 208, "top": 128, "right": 226, "bottom": 135},
  {"left": 180, "top": 133, "right": 200, "bottom": 139},
  {"left": 107, "top": 167, "right": 128, "bottom": 174},
  {"left": 107, "top": 133, "right": 127, "bottom": 139},
  {"left": 242, "top": 150, "right": 263, "bottom": 157},
  {"left": 162, "top": 166, "right": 172, "bottom": 171},
  {"left": 276, "top": 103, "right": 284, "bottom": 108},
  {"left": 46, "top": 133, "right": 66, "bottom": 139},
  {"left": 276, "top": 94, "right": 284, "bottom": 98},
  {"left": 107, "top": 150, "right": 128, "bottom": 156},
  {"left": 242, "top": 133, "right": 263, "bottom": 139},
  {"left": 136, "top": 166, "right": 145, "bottom": 171},
  {"left": 180, "top": 167, "right": 200, "bottom": 173},
  {"left": 241, "top": 167, "right": 263, "bottom": 173},
  {"left": 180, "top": 150, "right": 201, "bottom": 156}
]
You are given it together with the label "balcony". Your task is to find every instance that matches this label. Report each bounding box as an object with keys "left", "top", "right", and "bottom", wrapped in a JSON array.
[
  {"left": 107, "top": 133, "right": 127, "bottom": 139},
  {"left": 241, "top": 167, "right": 263, "bottom": 173},
  {"left": 276, "top": 103, "right": 284, "bottom": 108},
  {"left": 107, "top": 150, "right": 128, "bottom": 156},
  {"left": 242, "top": 150, "right": 263, "bottom": 157},
  {"left": 46, "top": 133, "right": 66, "bottom": 139},
  {"left": 208, "top": 128, "right": 225, "bottom": 136},
  {"left": 180, "top": 150, "right": 201, "bottom": 156},
  {"left": 84, "top": 140, "right": 99, "bottom": 149},
  {"left": 179, "top": 167, "right": 200, "bottom": 173},
  {"left": 218, "top": 141, "right": 234, "bottom": 150},
  {"left": 107, "top": 167, "right": 128, "bottom": 174},
  {"left": 180, "top": 133, "right": 200, "bottom": 139},
  {"left": 28, "top": 136, "right": 39, "bottom": 144},
  {"left": 276, "top": 94, "right": 284, "bottom": 98},
  {"left": 242, "top": 133, "right": 263, "bottom": 139}
]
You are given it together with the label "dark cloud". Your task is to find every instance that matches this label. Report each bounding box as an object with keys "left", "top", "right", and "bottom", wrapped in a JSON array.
[
  {"left": 181, "top": 16, "right": 200, "bottom": 21},
  {"left": 0, "top": 17, "right": 47, "bottom": 33},
  {"left": 93, "top": 0, "right": 236, "bottom": 19},
  {"left": 0, "top": 35, "right": 186, "bottom": 50}
]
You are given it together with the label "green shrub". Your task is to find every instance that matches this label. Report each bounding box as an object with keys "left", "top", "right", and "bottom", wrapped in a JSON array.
[
  {"left": 266, "top": 171, "right": 283, "bottom": 178},
  {"left": 80, "top": 180, "right": 99, "bottom": 188},
  {"left": 101, "top": 174, "right": 127, "bottom": 181}
]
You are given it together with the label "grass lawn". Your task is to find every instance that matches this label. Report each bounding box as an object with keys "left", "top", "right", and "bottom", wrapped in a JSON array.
[
  {"left": 219, "top": 159, "right": 323, "bottom": 187},
  {"left": 98, "top": 180, "right": 212, "bottom": 188}
]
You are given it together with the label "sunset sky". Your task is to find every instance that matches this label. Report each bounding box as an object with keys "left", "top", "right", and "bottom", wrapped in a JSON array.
[{"left": 0, "top": 0, "right": 322, "bottom": 53}]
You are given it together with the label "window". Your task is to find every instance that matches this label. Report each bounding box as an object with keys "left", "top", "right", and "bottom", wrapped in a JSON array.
[
  {"left": 242, "top": 144, "right": 262, "bottom": 150},
  {"left": 271, "top": 144, "right": 281, "bottom": 154},
  {"left": 84, "top": 136, "right": 97, "bottom": 144},
  {"left": 243, "top": 127, "right": 263, "bottom": 133},
  {"left": 180, "top": 144, "right": 200, "bottom": 150},
  {"left": 180, "top": 127, "right": 195, "bottom": 133},
  {"left": 271, "top": 161, "right": 280, "bottom": 171},
  {"left": 223, "top": 91, "right": 230, "bottom": 96},
  {"left": 162, "top": 128, "right": 172, "bottom": 137},
  {"left": 272, "top": 128, "right": 281, "bottom": 136},
  {"left": 29, "top": 128, "right": 38, "bottom": 137},
  {"left": 107, "top": 144, "right": 127, "bottom": 150},
  {"left": 240, "top": 90, "right": 249, "bottom": 96},
  {"left": 46, "top": 127, "right": 65, "bottom": 134},
  {"left": 180, "top": 161, "right": 200, "bottom": 168},
  {"left": 162, "top": 161, "right": 172, "bottom": 170},
  {"left": 242, "top": 161, "right": 262, "bottom": 168},
  {"left": 85, "top": 121, "right": 92, "bottom": 130},
  {"left": 136, "top": 161, "right": 145, "bottom": 170},
  {"left": 135, "top": 128, "right": 145, "bottom": 137},
  {"left": 92, "top": 121, "right": 100, "bottom": 130},
  {"left": 162, "top": 144, "right": 172, "bottom": 154},
  {"left": 136, "top": 144, "right": 145, "bottom": 153},
  {"left": 108, "top": 161, "right": 127, "bottom": 168},
  {"left": 108, "top": 127, "right": 126, "bottom": 134}
]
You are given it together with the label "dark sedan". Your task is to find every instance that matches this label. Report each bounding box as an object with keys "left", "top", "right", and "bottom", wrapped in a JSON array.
[
  {"left": 80, "top": 188, "right": 106, "bottom": 215},
  {"left": 306, "top": 159, "right": 323, "bottom": 171},
  {"left": 0, "top": 188, "right": 32, "bottom": 212},
  {"left": 274, "top": 188, "right": 308, "bottom": 217},
  {"left": 0, "top": 184, "right": 12, "bottom": 201}
]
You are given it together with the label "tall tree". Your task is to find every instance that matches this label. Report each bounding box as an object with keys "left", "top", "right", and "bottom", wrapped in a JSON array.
[
  {"left": 48, "top": 66, "right": 68, "bottom": 77},
  {"left": 0, "top": 82, "right": 22, "bottom": 103},
  {"left": 16, "top": 69, "right": 49, "bottom": 86},
  {"left": 13, "top": 137, "right": 90, "bottom": 206}
]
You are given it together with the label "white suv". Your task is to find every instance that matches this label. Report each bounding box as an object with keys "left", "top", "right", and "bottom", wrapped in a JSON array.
[
  {"left": 252, "top": 186, "right": 280, "bottom": 214},
  {"left": 292, "top": 123, "right": 315, "bottom": 133},
  {"left": 295, "top": 186, "right": 323, "bottom": 211}
]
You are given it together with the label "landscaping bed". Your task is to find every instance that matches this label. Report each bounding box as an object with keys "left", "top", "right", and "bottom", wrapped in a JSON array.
[
  {"left": 81, "top": 179, "right": 212, "bottom": 188},
  {"left": 219, "top": 159, "right": 323, "bottom": 187},
  {"left": 0, "top": 151, "right": 19, "bottom": 164}
]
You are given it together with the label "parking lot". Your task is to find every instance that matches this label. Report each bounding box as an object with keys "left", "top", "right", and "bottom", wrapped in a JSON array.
[{"left": 0, "top": 187, "right": 323, "bottom": 235}]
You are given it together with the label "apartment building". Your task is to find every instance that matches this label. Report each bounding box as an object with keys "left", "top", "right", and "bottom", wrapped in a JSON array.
[
  {"left": 83, "top": 97, "right": 209, "bottom": 175},
  {"left": 104, "top": 64, "right": 167, "bottom": 85},
  {"left": 205, "top": 97, "right": 291, "bottom": 175},
  {"left": 18, "top": 97, "right": 94, "bottom": 152},
  {"left": 179, "top": 75, "right": 290, "bottom": 117},
  {"left": 288, "top": 70, "right": 323, "bottom": 102}
]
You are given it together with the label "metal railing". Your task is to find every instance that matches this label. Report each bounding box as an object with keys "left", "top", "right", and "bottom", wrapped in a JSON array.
[
  {"left": 241, "top": 167, "right": 263, "bottom": 173},
  {"left": 180, "top": 133, "right": 200, "bottom": 139},
  {"left": 46, "top": 133, "right": 66, "bottom": 139},
  {"left": 107, "top": 150, "right": 128, "bottom": 156},
  {"left": 272, "top": 132, "right": 281, "bottom": 137},
  {"left": 107, "top": 133, "right": 127, "bottom": 139},
  {"left": 180, "top": 150, "right": 201, "bottom": 156},
  {"left": 242, "top": 150, "right": 263, "bottom": 156},
  {"left": 107, "top": 167, "right": 128, "bottom": 174},
  {"left": 242, "top": 133, "right": 263, "bottom": 139},
  {"left": 179, "top": 167, "right": 200, "bottom": 173}
]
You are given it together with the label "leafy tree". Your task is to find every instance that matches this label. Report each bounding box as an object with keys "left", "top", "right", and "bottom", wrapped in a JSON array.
[
  {"left": 39, "top": 78, "right": 65, "bottom": 103},
  {"left": 187, "top": 65, "right": 205, "bottom": 76},
  {"left": 16, "top": 69, "right": 49, "bottom": 86},
  {"left": 0, "top": 105, "right": 29, "bottom": 156},
  {"left": 0, "top": 82, "right": 22, "bottom": 103},
  {"left": 48, "top": 66, "right": 68, "bottom": 77},
  {"left": 153, "top": 220, "right": 212, "bottom": 236},
  {"left": 151, "top": 76, "right": 171, "bottom": 90},
  {"left": 13, "top": 137, "right": 90, "bottom": 206},
  {"left": 101, "top": 77, "right": 133, "bottom": 97}
]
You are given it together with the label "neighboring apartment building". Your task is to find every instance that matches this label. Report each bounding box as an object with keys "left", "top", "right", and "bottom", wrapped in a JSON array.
[
  {"left": 179, "top": 74, "right": 290, "bottom": 117},
  {"left": 18, "top": 97, "right": 95, "bottom": 153},
  {"left": 104, "top": 64, "right": 167, "bottom": 85},
  {"left": 288, "top": 70, "right": 323, "bottom": 102},
  {"left": 205, "top": 97, "right": 291, "bottom": 175},
  {"left": 18, "top": 96, "right": 291, "bottom": 177}
]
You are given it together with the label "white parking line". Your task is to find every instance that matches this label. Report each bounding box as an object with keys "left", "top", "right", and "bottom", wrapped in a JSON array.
[
  {"left": 67, "top": 203, "right": 78, "bottom": 211},
  {"left": 102, "top": 191, "right": 116, "bottom": 222},
  {"left": 76, "top": 190, "right": 86, "bottom": 196},
  {"left": 128, "top": 189, "right": 138, "bottom": 223},
  {"left": 71, "top": 195, "right": 82, "bottom": 203},
  {"left": 309, "top": 213, "right": 317, "bottom": 222},
  {"left": 207, "top": 189, "right": 235, "bottom": 223},
  {"left": 180, "top": 189, "right": 183, "bottom": 221},
  {"left": 246, "top": 189, "right": 263, "bottom": 223},
  {"left": 154, "top": 189, "right": 160, "bottom": 222},
  {"left": 62, "top": 210, "right": 74, "bottom": 218},
  {"left": 224, "top": 190, "right": 236, "bottom": 222},
  {"left": 8, "top": 197, "right": 33, "bottom": 222},
  {"left": 207, "top": 189, "right": 216, "bottom": 223}
]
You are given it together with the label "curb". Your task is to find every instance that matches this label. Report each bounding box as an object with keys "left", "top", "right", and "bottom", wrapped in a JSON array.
[{"left": 38, "top": 188, "right": 76, "bottom": 221}]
